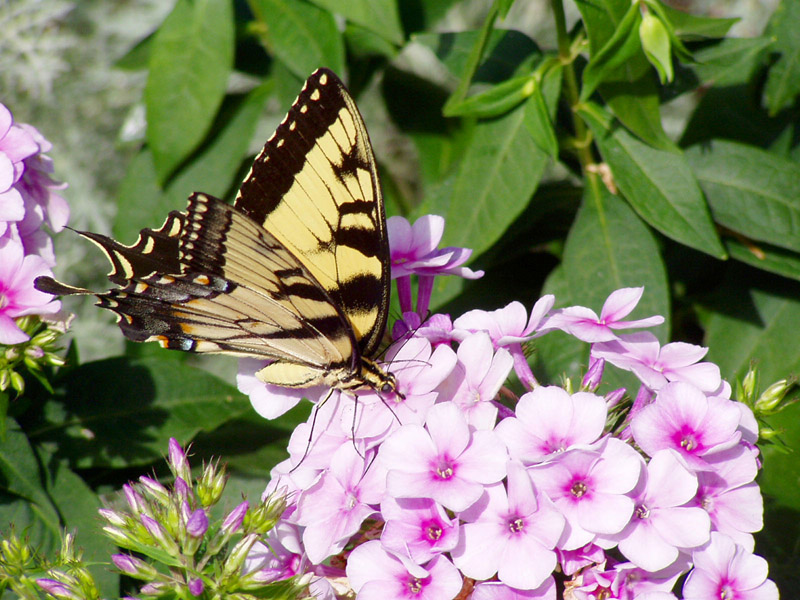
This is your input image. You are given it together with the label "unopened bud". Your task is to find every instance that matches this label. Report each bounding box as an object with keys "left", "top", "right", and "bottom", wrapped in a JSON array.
[
  {"left": 582, "top": 358, "right": 604, "bottom": 391},
  {"left": 139, "top": 476, "right": 170, "bottom": 505},
  {"left": 197, "top": 459, "right": 227, "bottom": 507},
  {"left": 141, "top": 515, "right": 179, "bottom": 554},
  {"left": 188, "top": 577, "right": 204, "bottom": 597},
  {"left": 167, "top": 438, "right": 192, "bottom": 483},
  {"left": 36, "top": 579, "right": 80, "bottom": 600},
  {"left": 112, "top": 554, "right": 159, "bottom": 580},
  {"left": 755, "top": 379, "right": 793, "bottom": 414},
  {"left": 640, "top": 12, "right": 673, "bottom": 83}
]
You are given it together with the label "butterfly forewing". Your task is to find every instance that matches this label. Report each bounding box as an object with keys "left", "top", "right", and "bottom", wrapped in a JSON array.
[{"left": 235, "top": 69, "right": 389, "bottom": 358}]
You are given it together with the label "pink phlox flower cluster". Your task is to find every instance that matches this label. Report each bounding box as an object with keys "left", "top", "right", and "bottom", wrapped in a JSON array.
[
  {"left": 233, "top": 240, "right": 776, "bottom": 600},
  {"left": 544, "top": 287, "right": 664, "bottom": 343},
  {"left": 0, "top": 103, "right": 67, "bottom": 344}
]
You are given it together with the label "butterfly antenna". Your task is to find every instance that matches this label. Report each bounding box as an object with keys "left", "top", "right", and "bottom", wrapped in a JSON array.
[{"left": 289, "top": 388, "right": 335, "bottom": 473}]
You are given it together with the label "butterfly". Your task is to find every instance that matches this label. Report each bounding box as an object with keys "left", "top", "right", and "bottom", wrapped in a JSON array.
[{"left": 35, "top": 68, "right": 398, "bottom": 395}]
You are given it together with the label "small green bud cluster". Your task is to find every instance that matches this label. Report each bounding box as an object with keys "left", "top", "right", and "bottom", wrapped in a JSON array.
[{"left": 0, "top": 316, "right": 66, "bottom": 395}]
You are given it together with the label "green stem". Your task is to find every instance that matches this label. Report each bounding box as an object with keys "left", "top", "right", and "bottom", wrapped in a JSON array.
[{"left": 550, "top": 0, "right": 595, "bottom": 174}]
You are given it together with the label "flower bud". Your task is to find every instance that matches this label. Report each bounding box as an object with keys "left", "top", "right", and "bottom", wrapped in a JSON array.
[
  {"left": 245, "top": 494, "right": 286, "bottom": 534},
  {"left": 167, "top": 438, "right": 192, "bottom": 483},
  {"left": 123, "top": 484, "right": 148, "bottom": 516},
  {"left": 186, "top": 508, "right": 209, "bottom": 538},
  {"left": 98, "top": 508, "right": 128, "bottom": 528},
  {"left": 604, "top": 387, "right": 626, "bottom": 409},
  {"left": 141, "top": 515, "right": 179, "bottom": 554},
  {"left": 222, "top": 501, "right": 249, "bottom": 536},
  {"left": 188, "top": 577, "right": 204, "bottom": 597},
  {"left": 582, "top": 357, "right": 604, "bottom": 391},
  {"left": 221, "top": 533, "right": 260, "bottom": 580},
  {"left": 197, "top": 459, "right": 227, "bottom": 507},
  {"left": 139, "top": 476, "right": 170, "bottom": 505},
  {"left": 755, "top": 378, "right": 794, "bottom": 414},
  {"left": 112, "top": 554, "right": 159, "bottom": 580},
  {"left": 0, "top": 530, "right": 32, "bottom": 566},
  {"left": 640, "top": 12, "right": 673, "bottom": 83},
  {"left": 741, "top": 368, "right": 758, "bottom": 402},
  {"left": 36, "top": 579, "right": 80, "bottom": 600},
  {"left": 10, "top": 370, "right": 25, "bottom": 394}
]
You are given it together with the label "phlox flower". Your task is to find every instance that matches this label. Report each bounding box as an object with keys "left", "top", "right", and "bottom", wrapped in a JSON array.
[
  {"left": 380, "top": 401, "right": 507, "bottom": 512},
  {"left": 388, "top": 215, "right": 482, "bottom": 316},
  {"left": 495, "top": 386, "right": 607, "bottom": 464},
  {"left": 572, "top": 558, "right": 688, "bottom": 600},
  {"left": 0, "top": 234, "right": 61, "bottom": 344},
  {"left": 471, "top": 578, "right": 556, "bottom": 600},
  {"left": 293, "top": 443, "right": 385, "bottom": 563},
  {"left": 557, "top": 543, "right": 606, "bottom": 576},
  {"left": 17, "top": 123, "right": 69, "bottom": 233},
  {"left": 346, "top": 540, "right": 462, "bottom": 600},
  {"left": 544, "top": 287, "right": 664, "bottom": 343},
  {"left": 392, "top": 311, "right": 454, "bottom": 347},
  {"left": 691, "top": 446, "right": 762, "bottom": 551},
  {"left": 592, "top": 332, "right": 721, "bottom": 393},
  {"left": 452, "top": 296, "right": 554, "bottom": 389},
  {"left": 437, "top": 332, "right": 514, "bottom": 429},
  {"left": 631, "top": 381, "right": 742, "bottom": 468},
  {"left": 529, "top": 437, "right": 642, "bottom": 550},
  {"left": 452, "top": 461, "right": 565, "bottom": 590},
  {"left": 380, "top": 497, "right": 459, "bottom": 564},
  {"left": 683, "top": 532, "right": 778, "bottom": 600},
  {"left": 0, "top": 104, "right": 38, "bottom": 233},
  {"left": 237, "top": 357, "right": 325, "bottom": 419},
  {"left": 603, "top": 450, "right": 710, "bottom": 572},
  {"left": 342, "top": 336, "right": 457, "bottom": 444}
]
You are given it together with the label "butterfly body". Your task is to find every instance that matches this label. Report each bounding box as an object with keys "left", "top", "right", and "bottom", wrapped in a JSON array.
[{"left": 35, "top": 69, "right": 396, "bottom": 395}]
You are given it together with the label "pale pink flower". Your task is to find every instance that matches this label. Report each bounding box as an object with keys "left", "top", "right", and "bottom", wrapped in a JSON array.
[{"left": 545, "top": 287, "right": 664, "bottom": 342}]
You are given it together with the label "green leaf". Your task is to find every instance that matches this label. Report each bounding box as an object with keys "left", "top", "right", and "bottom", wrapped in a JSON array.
[
  {"left": 705, "top": 279, "right": 800, "bottom": 385},
  {"left": 686, "top": 140, "right": 800, "bottom": 254},
  {"left": 37, "top": 357, "right": 251, "bottom": 469},
  {"left": 116, "top": 84, "right": 271, "bottom": 241},
  {"left": 690, "top": 36, "right": 774, "bottom": 87},
  {"left": 50, "top": 461, "right": 119, "bottom": 596},
  {"left": 658, "top": 3, "right": 739, "bottom": 39},
  {"left": 0, "top": 420, "right": 61, "bottom": 551},
  {"left": 444, "top": 75, "right": 536, "bottom": 118},
  {"left": 523, "top": 67, "right": 561, "bottom": 158},
  {"left": 423, "top": 105, "right": 547, "bottom": 258},
  {"left": 145, "top": 0, "right": 235, "bottom": 183},
  {"left": 310, "top": 0, "right": 404, "bottom": 46},
  {"left": 764, "top": 0, "right": 800, "bottom": 115},
  {"left": 580, "top": 3, "right": 643, "bottom": 101},
  {"left": 580, "top": 104, "right": 726, "bottom": 259},
  {"left": 760, "top": 400, "right": 800, "bottom": 512},
  {"left": 250, "top": 0, "right": 344, "bottom": 78},
  {"left": 562, "top": 180, "right": 670, "bottom": 343},
  {"left": 726, "top": 238, "right": 800, "bottom": 282},
  {"left": 412, "top": 29, "right": 540, "bottom": 83}
]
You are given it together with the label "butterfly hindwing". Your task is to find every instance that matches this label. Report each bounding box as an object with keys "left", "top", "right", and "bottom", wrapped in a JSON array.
[{"left": 35, "top": 69, "right": 395, "bottom": 393}]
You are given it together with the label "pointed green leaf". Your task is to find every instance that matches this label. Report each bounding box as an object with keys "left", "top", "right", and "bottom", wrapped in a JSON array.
[
  {"left": 145, "top": 0, "right": 234, "bottom": 183},
  {"left": 726, "top": 238, "right": 800, "bottom": 282},
  {"left": 690, "top": 36, "right": 774, "bottom": 87},
  {"left": 117, "top": 84, "right": 271, "bottom": 241},
  {"left": 37, "top": 357, "right": 251, "bottom": 468},
  {"left": 764, "top": 0, "right": 800, "bottom": 115},
  {"left": 562, "top": 181, "right": 670, "bottom": 343},
  {"left": 310, "top": 0, "right": 403, "bottom": 45},
  {"left": 658, "top": 3, "right": 738, "bottom": 38},
  {"left": 424, "top": 106, "right": 547, "bottom": 257},
  {"left": 444, "top": 75, "right": 536, "bottom": 118},
  {"left": 581, "top": 104, "right": 726, "bottom": 258},
  {"left": 250, "top": 0, "right": 344, "bottom": 78},
  {"left": 686, "top": 140, "right": 800, "bottom": 253}
]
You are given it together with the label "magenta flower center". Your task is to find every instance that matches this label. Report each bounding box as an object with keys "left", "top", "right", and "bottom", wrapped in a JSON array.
[
  {"left": 508, "top": 516, "right": 525, "bottom": 534},
  {"left": 424, "top": 522, "right": 442, "bottom": 541},
  {"left": 0, "top": 292, "right": 8, "bottom": 310},
  {"left": 406, "top": 576, "right": 423, "bottom": 594},
  {"left": 570, "top": 481, "right": 588, "bottom": 497},
  {"left": 635, "top": 504, "right": 650, "bottom": 519},
  {"left": 435, "top": 458, "right": 455, "bottom": 480},
  {"left": 680, "top": 434, "right": 698, "bottom": 452},
  {"left": 719, "top": 582, "right": 734, "bottom": 599}
]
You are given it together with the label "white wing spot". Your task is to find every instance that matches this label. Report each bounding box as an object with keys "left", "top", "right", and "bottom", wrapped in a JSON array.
[
  {"left": 319, "top": 72, "right": 328, "bottom": 85},
  {"left": 300, "top": 105, "right": 308, "bottom": 114},
  {"left": 310, "top": 89, "right": 321, "bottom": 101}
]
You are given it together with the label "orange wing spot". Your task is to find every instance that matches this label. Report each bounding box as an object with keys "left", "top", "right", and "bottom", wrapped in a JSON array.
[
  {"left": 154, "top": 335, "right": 169, "bottom": 347},
  {"left": 194, "top": 275, "right": 210, "bottom": 285},
  {"left": 134, "top": 282, "right": 149, "bottom": 293}
]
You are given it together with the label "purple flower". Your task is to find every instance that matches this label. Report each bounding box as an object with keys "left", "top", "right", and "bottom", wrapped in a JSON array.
[
  {"left": 17, "top": 123, "right": 69, "bottom": 233},
  {"left": 631, "top": 382, "right": 742, "bottom": 468},
  {"left": 683, "top": 533, "right": 778, "bottom": 600},
  {"left": 392, "top": 311, "right": 454, "bottom": 347},
  {"left": 237, "top": 357, "right": 325, "bottom": 420},
  {"left": 438, "top": 333, "right": 513, "bottom": 429},
  {"left": 452, "top": 461, "right": 564, "bottom": 589},
  {"left": 380, "top": 497, "right": 459, "bottom": 564},
  {"left": 387, "top": 215, "right": 483, "bottom": 280},
  {"left": 691, "top": 446, "right": 762, "bottom": 550},
  {"left": 453, "top": 297, "right": 554, "bottom": 389},
  {"left": 0, "top": 234, "right": 60, "bottom": 344},
  {"left": 495, "top": 386, "right": 607, "bottom": 464},
  {"left": 471, "top": 578, "right": 556, "bottom": 600},
  {"left": 544, "top": 287, "right": 664, "bottom": 343},
  {"left": 573, "top": 558, "right": 688, "bottom": 600},
  {"left": 0, "top": 104, "right": 38, "bottom": 234},
  {"left": 346, "top": 540, "right": 463, "bottom": 600},
  {"left": 592, "top": 332, "right": 722, "bottom": 393},
  {"left": 529, "top": 437, "right": 642, "bottom": 550},
  {"left": 602, "top": 449, "right": 710, "bottom": 571},
  {"left": 556, "top": 543, "right": 606, "bottom": 576},
  {"left": 380, "top": 402, "right": 508, "bottom": 512},
  {"left": 294, "top": 444, "right": 384, "bottom": 563}
]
